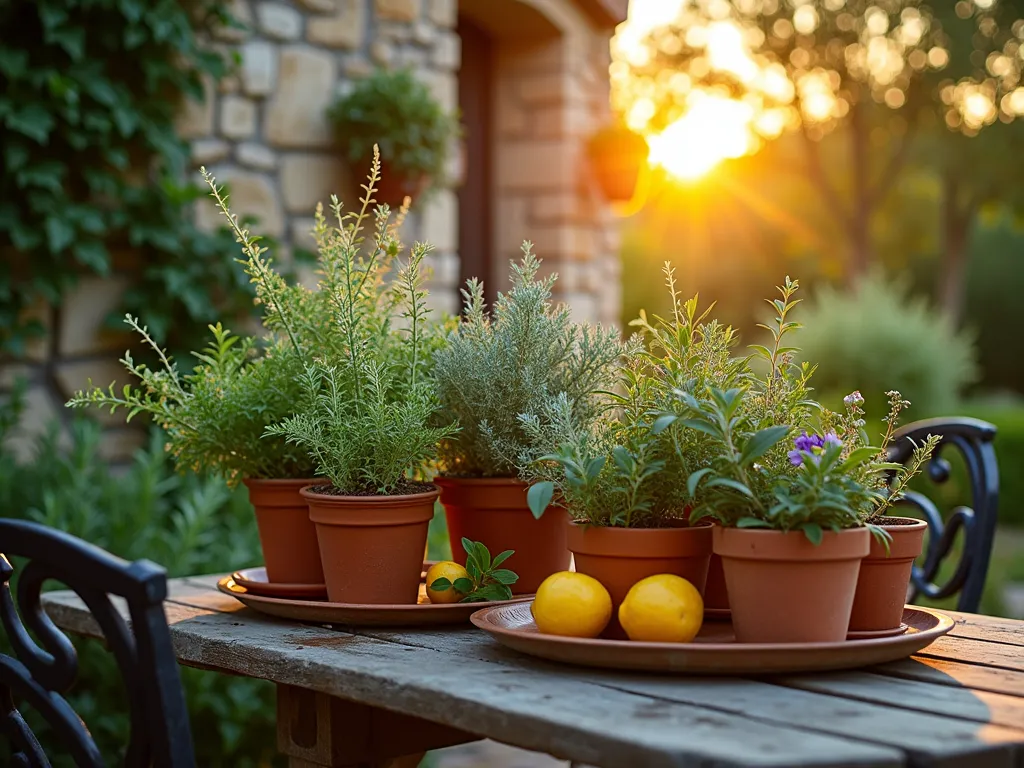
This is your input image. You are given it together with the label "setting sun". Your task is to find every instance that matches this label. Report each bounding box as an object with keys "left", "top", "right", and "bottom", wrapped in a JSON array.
[{"left": 647, "top": 95, "right": 755, "bottom": 180}]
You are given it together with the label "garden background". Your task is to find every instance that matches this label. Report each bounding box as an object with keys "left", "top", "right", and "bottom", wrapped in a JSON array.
[{"left": 2, "top": 0, "right": 1023, "bottom": 765}]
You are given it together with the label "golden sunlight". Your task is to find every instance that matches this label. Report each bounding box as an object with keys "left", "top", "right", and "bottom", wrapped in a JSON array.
[{"left": 647, "top": 95, "right": 755, "bottom": 180}]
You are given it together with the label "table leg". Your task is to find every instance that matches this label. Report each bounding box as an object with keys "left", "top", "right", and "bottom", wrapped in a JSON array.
[{"left": 276, "top": 684, "right": 478, "bottom": 768}]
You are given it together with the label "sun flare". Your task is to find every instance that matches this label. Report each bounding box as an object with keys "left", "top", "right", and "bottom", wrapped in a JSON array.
[{"left": 647, "top": 96, "right": 755, "bottom": 180}]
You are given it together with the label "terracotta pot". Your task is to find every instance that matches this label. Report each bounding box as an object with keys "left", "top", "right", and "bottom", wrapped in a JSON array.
[
  {"left": 567, "top": 521, "right": 712, "bottom": 638},
  {"left": 714, "top": 526, "right": 869, "bottom": 644},
  {"left": 244, "top": 478, "right": 324, "bottom": 585},
  {"left": 374, "top": 160, "right": 429, "bottom": 207},
  {"left": 586, "top": 126, "right": 648, "bottom": 203},
  {"left": 302, "top": 485, "right": 439, "bottom": 604},
  {"left": 437, "top": 477, "right": 569, "bottom": 594},
  {"left": 849, "top": 518, "right": 928, "bottom": 632}
]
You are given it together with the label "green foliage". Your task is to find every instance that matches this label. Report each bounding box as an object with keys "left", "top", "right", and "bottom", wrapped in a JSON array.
[
  {"left": 237, "top": 152, "right": 457, "bottom": 494},
  {"left": 0, "top": 0, "right": 252, "bottom": 357},
  {"left": 797, "top": 273, "right": 978, "bottom": 419},
  {"left": 66, "top": 319, "right": 314, "bottom": 483},
  {"left": 428, "top": 539, "right": 519, "bottom": 603},
  {"left": 524, "top": 265, "right": 747, "bottom": 528},
  {"left": 327, "top": 68, "right": 458, "bottom": 184},
  {"left": 0, "top": 414, "right": 276, "bottom": 767},
  {"left": 433, "top": 243, "right": 621, "bottom": 478}
]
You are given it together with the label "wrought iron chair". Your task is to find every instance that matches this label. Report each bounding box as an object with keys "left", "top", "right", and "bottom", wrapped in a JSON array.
[
  {"left": 0, "top": 518, "right": 195, "bottom": 767},
  {"left": 887, "top": 417, "right": 1000, "bottom": 613}
]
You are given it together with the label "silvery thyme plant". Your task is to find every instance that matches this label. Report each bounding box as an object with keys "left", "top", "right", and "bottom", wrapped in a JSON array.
[{"left": 433, "top": 243, "right": 620, "bottom": 480}]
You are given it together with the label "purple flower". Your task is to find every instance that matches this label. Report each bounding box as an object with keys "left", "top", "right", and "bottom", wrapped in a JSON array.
[
  {"left": 844, "top": 391, "right": 864, "bottom": 407},
  {"left": 789, "top": 431, "right": 842, "bottom": 466}
]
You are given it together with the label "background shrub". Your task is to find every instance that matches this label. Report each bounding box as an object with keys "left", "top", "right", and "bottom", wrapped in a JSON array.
[
  {"left": 0, "top": 400, "right": 278, "bottom": 767},
  {"left": 797, "top": 273, "right": 979, "bottom": 420}
]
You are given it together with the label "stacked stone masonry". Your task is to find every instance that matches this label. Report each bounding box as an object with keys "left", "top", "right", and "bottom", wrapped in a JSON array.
[{"left": 3, "top": 0, "right": 623, "bottom": 461}]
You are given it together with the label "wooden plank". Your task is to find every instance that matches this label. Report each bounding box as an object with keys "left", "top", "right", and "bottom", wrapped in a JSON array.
[
  {"left": 941, "top": 610, "right": 1024, "bottom": 647},
  {"left": 776, "top": 671, "right": 1024, "bottom": 730},
  {"left": 355, "top": 628, "right": 1023, "bottom": 768},
  {"left": 872, "top": 657, "right": 1024, "bottom": 699},
  {"left": 41, "top": 593, "right": 901, "bottom": 768},
  {"left": 919, "top": 635, "right": 1024, "bottom": 673}
]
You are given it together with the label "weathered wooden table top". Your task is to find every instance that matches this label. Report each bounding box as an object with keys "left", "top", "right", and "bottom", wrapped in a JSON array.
[{"left": 43, "top": 575, "right": 1024, "bottom": 768}]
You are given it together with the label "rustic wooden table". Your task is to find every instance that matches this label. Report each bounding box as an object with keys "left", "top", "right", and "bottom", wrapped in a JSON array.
[{"left": 43, "top": 575, "right": 1024, "bottom": 768}]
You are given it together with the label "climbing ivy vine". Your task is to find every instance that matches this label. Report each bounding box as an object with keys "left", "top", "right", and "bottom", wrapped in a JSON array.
[{"left": 0, "top": 0, "right": 251, "bottom": 357}]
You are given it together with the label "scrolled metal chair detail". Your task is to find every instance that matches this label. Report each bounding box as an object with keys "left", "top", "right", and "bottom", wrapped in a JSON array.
[
  {"left": 0, "top": 519, "right": 194, "bottom": 767},
  {"left": 886, "top": 417, "right": 999, "bottom": 613}
]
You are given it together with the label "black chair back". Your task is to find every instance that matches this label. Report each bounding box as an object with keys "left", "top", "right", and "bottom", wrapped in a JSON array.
[
  {"left": 887, "top": 417, "right": 999, "bottom": 613},
  {"left": 0, "top": 519, "right": 194, "bottom": 767}
]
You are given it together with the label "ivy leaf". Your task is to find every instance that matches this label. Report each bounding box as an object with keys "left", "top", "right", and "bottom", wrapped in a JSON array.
[
  {"left": 7, "top": 104, "right": 55, "bottom": 143},
  {"left": 72, "top": 240, "right": 110, "bottom": 272},
  {"left": 526, "top": 481, "right": 554, "bottom": 520},
  {"left": 44, "top": 216, "right": 75, "bottom": 253}
]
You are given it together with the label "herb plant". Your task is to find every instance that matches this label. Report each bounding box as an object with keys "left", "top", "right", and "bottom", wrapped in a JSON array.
[
  {"left": 253, "top": 150, "right": 457, "bottom": 494},
  {"left": 433, "top": 243, "right": 620, "bottom": 479},
  {"left": 525, "top": 264, "right": 747, "bottom": 527},
  {"left": 428, "top": 539, "right": 519, "bottom": 603},
  {"left": 327, "top": 68, "right": 458, "bottom": 184},
  {"left": 666, "top": 280, "right": 940, "bottom": 542},
  {"left": 66, "top": 319, "right": 314, "bottom": 483}
]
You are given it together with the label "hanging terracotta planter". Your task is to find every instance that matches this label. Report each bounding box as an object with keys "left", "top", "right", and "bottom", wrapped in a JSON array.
[
  {"left": 302, "top": 484, "right": 439, "bottom": 604},
  {"left": 243, "top": 478, "right": 325, "bottom": 586},
  {"left": 849, "top": 518, "right": 928, "bottom": 633},
  {"left": 714, "top": 526, "right": 869, "bottom": 643},
  {"left": 567, "top": 521, "right": 712, "bottom": 638},
  {"left": 437, "top": 477, "right": 569, "bottom": 594},
  {"left": 586, "top": 124, "right": 649, "bottom": 203}
]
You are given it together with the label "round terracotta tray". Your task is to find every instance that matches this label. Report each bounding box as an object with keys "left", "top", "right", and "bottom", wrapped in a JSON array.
[
  {"left": 218, "top": 573, "right": 532, "bottom": 627},
  {"left": 231, "top": 567, "right": 328, "bottom": 600},
  {"left": 470, "top": 602, "right": 953, "bottom": 674}
]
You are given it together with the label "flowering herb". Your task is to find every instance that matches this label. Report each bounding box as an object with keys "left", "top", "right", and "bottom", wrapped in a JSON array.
[{"left": 669, "top": 279, "right": 940, "bottom": 543}]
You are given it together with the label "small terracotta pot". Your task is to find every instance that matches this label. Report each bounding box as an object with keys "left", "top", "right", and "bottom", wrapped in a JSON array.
[
  {"left": 302, "top": 485, "right": 439, "bottom": 604},
  {"left": 567, "top": 521, "right": 712, "bottom": 638},
  {"left": 849, "top": 518, "right": 927, "bottom": 632},
  {"left": 714, "top": 526, "right": 869, "bottom": 644},
  {"left": 374, "top": 160, "right": 429, "bottom": 207},
  {"left": 244, "top": 478, "right": 324, "bottom": 585},
  {"left": 437, "top": 477, "right": 569, "bottom": 594}
]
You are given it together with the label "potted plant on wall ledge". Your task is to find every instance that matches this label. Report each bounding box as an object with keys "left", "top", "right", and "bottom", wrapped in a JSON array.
[
  {"left": 432, "top": 245, "right": 621, "bottom": 593},
  {"left": 327, "top": 68, "right": 459, "bottom": 207}
]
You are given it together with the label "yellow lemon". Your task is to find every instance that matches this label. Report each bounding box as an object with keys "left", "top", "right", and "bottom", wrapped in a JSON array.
[
  {"left": 619, "top": 574, "right": 703, "bottom": 643},
  {"left": 425, "top": 561, "right": 470, "bottom": 604},
  {"left": 531, "top": 572, "right": 612, "bottom": 638}
]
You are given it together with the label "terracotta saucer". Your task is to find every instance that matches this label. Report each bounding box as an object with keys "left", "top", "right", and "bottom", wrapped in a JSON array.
[
  {"left": 471, "top": 603, "right": 953, "bottom": 675},
  {"left": 846, "top": 623, "right": 909, "bottom": 640},
  {"left": 218, "top": 571, "right": 533, "bottom": 627},
  {"left": 231, "top": 567, "right": 328, "bottom": 600}
]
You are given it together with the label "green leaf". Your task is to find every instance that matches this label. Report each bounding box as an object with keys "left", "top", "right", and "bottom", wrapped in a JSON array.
[
  {"left": 44, "top": 216, "right": 75, "bottom": 253},
  {"left": 801, "top": 522, "right": 823, "bottom": 546},
  {"left": 687, "top": 468, "right": 713, "bottom": 499},
  {"left": 429, "top": 577, "right": 452, "bottom": 591},
  {"left": 585, "top": 455, "right": 606, "bottom": 481},
  {"left": 527, "top": 481, "right": 554, "bottom": 519},
  {"left": 678, "top": 418, "right": 720, "bottom": 438},
  {"left": 736, "top": 517, "right": 771, "bottom": 528},
  {"left": 7, "top": 104, "right": 54, "bottom": 143},
  {"left": 651, "top": 414, "right": 677, "bottom": 434},
  {"left": 491, "top": 549, "right": 514, "bottom": 568},
  {"left": 740, "top": 425, "right": 791, "bottom": 465},
  {"left": 452, "top": 577, "right": 474, "bottom": 594},
  {"left": 705, "top": 478, "right": 754, "bottom": 498},
  {"left": 472, "top": 540, "right": 491, "bottom": 571},
  {"left": 490, "top": 569, "right": 519, "bottom": 585}
]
